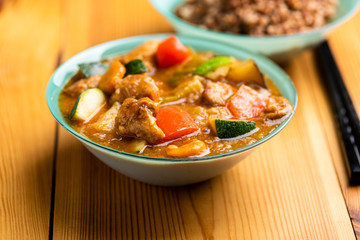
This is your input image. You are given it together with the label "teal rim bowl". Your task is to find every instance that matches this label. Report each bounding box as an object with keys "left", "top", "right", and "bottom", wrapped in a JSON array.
[
  {"left": 150, "top": 0, "right": 360, "bottom": 61},
  {"left": 46, "top": 34, "right": 298, "bottom": 163}
]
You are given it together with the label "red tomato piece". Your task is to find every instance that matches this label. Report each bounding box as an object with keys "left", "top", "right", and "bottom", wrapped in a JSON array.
[
  {"left": 156, "top": 35, "right": 191, "bottom": 68},
  {"left": 156, "top": 107, "right": 199, "bottom": 141},
  {"left": 227, "top": 85, "right": 268, "bottom": 119}
]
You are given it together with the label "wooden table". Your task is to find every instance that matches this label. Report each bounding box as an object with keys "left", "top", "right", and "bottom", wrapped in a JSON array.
[{"left": 1, "top": 0, "right": 360, "bottom": 239}]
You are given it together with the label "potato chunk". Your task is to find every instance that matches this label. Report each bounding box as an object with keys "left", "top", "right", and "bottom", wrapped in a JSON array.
[{"left": 227, "top": 59, "right": 267, "bottom": 88}]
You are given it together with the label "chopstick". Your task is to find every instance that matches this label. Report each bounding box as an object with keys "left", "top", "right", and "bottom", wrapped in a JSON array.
[{"left": 315, "top": 41, "right": 360, "bottom": 185}]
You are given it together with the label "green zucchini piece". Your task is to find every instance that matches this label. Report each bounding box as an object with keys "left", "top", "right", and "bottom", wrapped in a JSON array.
[
  {"left": 78, "top": 62, "right": 110, "bottom": 78},
  {"left": 194, "top": 56, "right": 231, "bottom": 75},
  {"left": 69, "top": 88, "right": 106, "bottom": 121},
  {"left": 125, "top": 59, "right": 147, "bottom": 76},
  {"left": 210, "top": 119, "right": 256, "bottom": 139}
]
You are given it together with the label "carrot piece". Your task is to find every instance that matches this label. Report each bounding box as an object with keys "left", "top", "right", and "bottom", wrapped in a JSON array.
[
  {"left": 166, "top": 140, "right": 208, "bottom": 157},
  {"left": 227, "top": 85, "right": 268, "bottom": 119},
  {"left": 156, "top": 35, "right": 191, "bottom": 68},
  {"left": 156, "top": 107, "right": 199, "bottom": 141}
]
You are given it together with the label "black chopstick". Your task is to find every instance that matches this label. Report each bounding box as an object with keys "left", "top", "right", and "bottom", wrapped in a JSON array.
[{"left": 315, "top": 41, "right": 360, "bottom": 185}]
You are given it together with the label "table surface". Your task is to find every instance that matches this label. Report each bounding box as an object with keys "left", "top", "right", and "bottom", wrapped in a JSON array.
[{"left": 1, "top": 0, "right": 360, "bottom": 239}]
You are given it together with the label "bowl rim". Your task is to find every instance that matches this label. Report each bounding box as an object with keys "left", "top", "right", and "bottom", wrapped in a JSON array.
[
  {"left": 150, "top": 0, "right": 360, "bottom": 40},
  {"left": 47, "top": 34, "right": 298, "bottom": 163}
]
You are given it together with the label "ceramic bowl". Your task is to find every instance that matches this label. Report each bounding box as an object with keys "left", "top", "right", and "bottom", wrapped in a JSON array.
[
  {"left": 150, "top": 0, "right": 359, "bottom": 62},
  {"left": 47, "top": 34, "right": 297, "bottom": 186}
]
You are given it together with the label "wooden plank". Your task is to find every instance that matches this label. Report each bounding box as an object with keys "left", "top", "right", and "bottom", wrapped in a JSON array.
[
  {"left": 52, "top": 0, "right": 355, "bottom": 239},
  {"left": 325, "top": 11, "right": 360, "bottom": 238},
  {"left": 0, "top": 0, "right": 60, "bottom": 239}
]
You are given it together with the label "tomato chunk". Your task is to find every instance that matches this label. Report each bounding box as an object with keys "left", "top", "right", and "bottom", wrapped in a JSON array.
[
  {"left": 156, "top": 35, "right": 191, "bottom": 68},
  {"left": 227, "top": 85, "right": 268, "bottom": 119},
  {"left": 156, "top": 107, "right": 199, "bottom": 141}
]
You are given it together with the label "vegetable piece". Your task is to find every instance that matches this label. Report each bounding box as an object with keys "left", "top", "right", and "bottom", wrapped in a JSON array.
[
  {"left": 124, "top": 59, "right": 148, "bottom": 76},
  {"left": 128, "top": 139, "right": 147, "bottom": 153},
  {"left": 168, "top": 54, "right": 208, "bottom": 87},
  {"left": 79, "top": 62, "right": 109, "bottom": 78},
  {"left": 166, "top": 140, "right": 208, "bottom": 157},
  {"left": 162, "top": 76, "right": 204, "bottom": 103},
  {"left": 227, "top": 85, "right": 268, "bottom": 120},
  {"left": 98, "top": 60, "right": 126, "bottom": 94},
  {"left": 205, "top": 65, "right": 230, "bottom": 81},
  {"left": 209, "top": 119, "right": 256, "bottom": 139},
  {"left": 194, "top": 56, "right": 231, "bottom": 75},
  {"left": 92, "top": 102, "right": 121, "bottom": 132},
  {"left": 156, "top": 35, "right": 191, "bottom": 68},
  {"left": 227, "top": 59, "right": 267, "bottom": 88},
  {"left": 156, "top": 107, "right": 199, "bottom": 141},
  {"left": 69, "top": 88, "right": 106, "bottom": 121}
]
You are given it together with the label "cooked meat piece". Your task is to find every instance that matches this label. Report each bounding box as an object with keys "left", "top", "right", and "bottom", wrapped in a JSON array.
[
  {"left": 115, "top": 97, "right": 165, "bottom": 144},
  {"left": 203, "top": 81, "right": 235, "bottom": 106},
  {"left": 110, "top": 75, "right": 160, "bottom": 104},
  {"left": 118, "top": 40, "right": 161, "bottom": 72},
  {"left": 63, "top": 75, "right": 101, "bottom": 97},
  {"left": 264, "top": 96, "right": 293, "bottom": 120}
]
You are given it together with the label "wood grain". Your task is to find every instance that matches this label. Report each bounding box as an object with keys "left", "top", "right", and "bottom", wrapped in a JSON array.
[
  {"left": 1, "top": 0, "right": 360, "bottom": 239},
  {"left": 326, "top": 11, "right": 360, "bottom": 238},
  {"left": 51, "top": 0, "right": 356, "bottom": 239},
  {"left": 0, "top": 0, "right": 60, "bottom": 239}
]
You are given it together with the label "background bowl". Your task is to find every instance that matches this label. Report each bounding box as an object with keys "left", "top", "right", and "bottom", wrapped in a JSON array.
[
  {"left": 47, "top": 34, "right": 297, "bottom": 186},
  {"left": 150, "top": 0, "right": 359, "bottom": 62}
]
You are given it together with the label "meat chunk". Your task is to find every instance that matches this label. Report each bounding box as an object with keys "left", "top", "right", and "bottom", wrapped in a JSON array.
[
  {"left": 63, "top": 75, "right": 101, "bottom": 97},
  {"left": 264, "top": 96, "right": 293, "bottom": 120},
  {"left": 115, "top": 98, "right": 164, "bottom": 144},
  {"left": 203, "top": 81, "right": 235, "bottom": 106},
  {"left": 118, "top": 40, "right": 161, "bottom": 72},
  {"left": 110, "top": 75, "right": 160, "bottom": 104}
]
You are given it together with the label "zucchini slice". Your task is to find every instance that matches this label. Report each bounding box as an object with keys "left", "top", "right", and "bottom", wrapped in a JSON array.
[
  {"left": 194, "top": 56, "right": 231, "bottom": 75},
  {"left": 125, "top": 59, "right": 147, "bottom": 76},
  {"left": 209, "top": 119, "right": 256, "bottom": 139},
  {"left": 78, "top": 62, "right": 110, "bottom": 78},
  {"left": 69, "top": 88, "right": 106, "bottom": 121}
]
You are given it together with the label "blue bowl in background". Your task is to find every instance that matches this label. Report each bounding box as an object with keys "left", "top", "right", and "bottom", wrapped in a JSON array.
[{"left": 150, "top": 0, "right": 359, "bottom": 62}]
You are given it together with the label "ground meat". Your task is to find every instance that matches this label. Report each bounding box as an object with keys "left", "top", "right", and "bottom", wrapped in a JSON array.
[
  {"left": 110, "top": 75, "right": 160, "bottom": 104},
  {"left": 264, "top": 96, "right": 293, "bottom": 119},
  {"left": 115, "top": 98, "right": 165, "bottom": 144},
  {"left": 203, "top": 81, "right": 235, "bottom": 106},
  {"left": 118, "top": 40, "right": 161, "bottom": 72},
  {"left": 176, "top": 0, "right": 338, "bottom": 36},
  {"left": 63, "top": 75, "right": 101, "bottom": 97}
]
